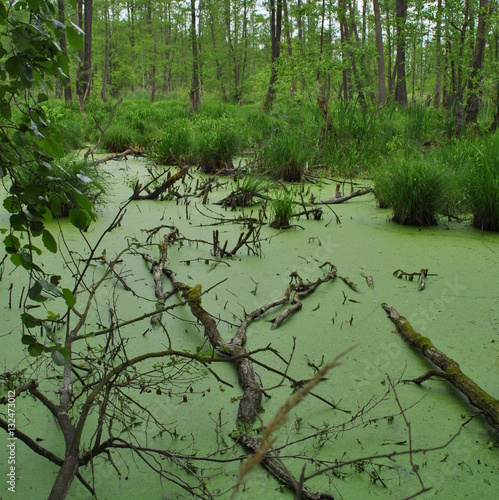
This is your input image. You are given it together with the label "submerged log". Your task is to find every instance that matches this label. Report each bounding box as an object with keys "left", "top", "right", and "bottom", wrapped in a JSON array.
[{"left": 381, "top": 303, "right": 499, "bottom": 432}]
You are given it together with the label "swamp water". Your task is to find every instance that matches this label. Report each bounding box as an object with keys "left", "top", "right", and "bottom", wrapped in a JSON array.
[{"left": 0, "top": 158, "right": 498, "bottom": 499}]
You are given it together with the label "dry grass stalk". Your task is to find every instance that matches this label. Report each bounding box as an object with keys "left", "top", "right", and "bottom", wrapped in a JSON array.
[{"left": 232, "top": 348, "right": 352, "bottom": 497}]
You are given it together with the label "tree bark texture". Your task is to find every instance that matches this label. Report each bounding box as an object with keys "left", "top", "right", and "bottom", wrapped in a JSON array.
[
  {"left": 465, "top": 0, "right": 492, "bottom": 123},
  {"left": 372, "top": 0, "right": 386, "bottom": 107},
  {"left": 393, "top": 0, "right": 407, "bottom": 106},
  {"left": 263, "top": 0, "right": 282, "bottom": 111}
]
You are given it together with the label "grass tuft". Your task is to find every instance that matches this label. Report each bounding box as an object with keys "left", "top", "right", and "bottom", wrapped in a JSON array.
[{"left": 374, "top": 155, "right": 446, "bottom": 226}]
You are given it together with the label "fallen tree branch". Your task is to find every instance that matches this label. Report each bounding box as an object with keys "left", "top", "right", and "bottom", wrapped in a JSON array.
[
  {"left": 162, "top": 261, "right": 339, "bottom": 498},
  {"left": 381, "top": 303, "right": 499, "bottom": 431},
  {"left": 320, "top": 186, "right": 374, "bottom": 204},
  {"left": 94, "top": 148, "right": 145, "bottom": 165},
  {"left": 130, "top": 166, "right": 189, "bottom": 200}
]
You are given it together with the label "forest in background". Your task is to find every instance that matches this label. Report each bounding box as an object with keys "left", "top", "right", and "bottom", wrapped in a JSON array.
[{"left": 57, "top": 0, "right": 499, "bottom": 131}]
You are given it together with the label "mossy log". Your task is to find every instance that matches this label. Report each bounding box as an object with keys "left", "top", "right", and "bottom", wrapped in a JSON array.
[{"left": 381, "top": 303, "right": 499, "bottom": 432}]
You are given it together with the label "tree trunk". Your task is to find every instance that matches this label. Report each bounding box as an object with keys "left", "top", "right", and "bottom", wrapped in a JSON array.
[
  {"left": 80, "top": 0, "right": 93, "bottom": 102},
  {"left": 283, "top": 0, "right": 295, "bottom": 94},
  {"left": 465, "top": 0, "right": 492, "bottom": 123},
  {"left": 58, "top": 0, "right": 72, "bottom": 102},
  {"left": 189, "top": 0, "right": 200, "bottom": 113},
  {"left": 434, "top": 0, "right": 442, "bottom": 108},
  {"left": 224, "top": 0, "right": 240, "bottom": 102},
  {"left": 393, "top": 0, "right": 407, "bottom": 106},
  {"left": 373, "top": 0, "right": 386, "bottom": 107},
  {"left": 385, "top": 4, "right": 393, "bottom": 96},
  {"left": 101, "top": 0, "right": 109, "bottom": 102},
  {"left": 263, "top": 0, "right": 282, "bottom": 111}
]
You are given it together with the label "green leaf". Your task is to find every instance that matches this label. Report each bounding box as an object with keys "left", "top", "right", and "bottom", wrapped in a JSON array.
[
  {"left": 3, "top": 196, "right": 21, "bottom": 214},
  {"left": 40, "top": 136, "right": 64, "bottom": 157},
  {"left": 0, "top": 100, "right": 11, "bottom": 120},
  {"left": 28, "top": 281, "right": 43, "bottom": 300},
  {"left": 21, "top": 335, "right": 36, "bottom": 345},
  {"left": 4, "top": 234, "right": 21, "bottom": 253},
  {"left": 39, "top": 279, "right": 63, "bottom": 297},
  {"left": 10, "top": 214, "right": 26, "bottom": 231},
  {"left": 51, "top": 18, "right": 65, "bottom": 31},
  {"left": 42, "top": 229, "right": 57, "bottom": 253},
  {"left": 62, "top": 288, "right": 76, "bottom": 308},
  {"left": 29, "top": 220, "right": 44, "bottom": 237},
  {"left": 21, "top": 313, "right": 43, "bottom": 328},
  {"left": 28, "top": 343, "right": 44, "bottom": 357},
  {"left": 30, "top": 120, "right": 45, "bottom": 140},
  {"left": 66, "top": 26, "right": 83, "bottom": 50},
  {"left": 76, "top": 173, "right": 92, "bottom": 183},
  {"left": 37, "top": 93, "right": 49, "bottom": 103},
  {"left": 69, "top": 208, "right": 90, "bottom": 230},
  {"left": 21, "top": 64, "right": 35, "bottom": 84},
  {"left": 57, "top": 347, "right": 70, "bottom": 358},
  {"left": 39, "top": 206, "right": 53, "bottom": 221},
  {"left": 10, "top": 254, "right": 21, "bottom": 267},
  {"left": 50, "top": 275, "right": 62, "bottom": 286},
  {"left": 51, "top": 350, "right": 66, "bottom": 366},
  {"left": 13, "top": 131, "right": 27, "bottom": 146}
]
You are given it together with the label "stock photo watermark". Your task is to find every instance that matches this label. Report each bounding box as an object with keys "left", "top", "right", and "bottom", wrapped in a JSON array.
[{"left": 5, "top": 390, "right": 16, "bottom": 493}]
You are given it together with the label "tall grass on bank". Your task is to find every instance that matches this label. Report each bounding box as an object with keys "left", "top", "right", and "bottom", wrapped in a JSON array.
[
  {"left": 464, "top": 134, "right": 499, "bottom": 231},
  {"left": 374, "top": 156, "right": 446, "bottom": 226}
]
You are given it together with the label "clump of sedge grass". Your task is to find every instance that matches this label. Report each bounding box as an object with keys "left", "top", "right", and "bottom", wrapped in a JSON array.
[
  {"left": 374, "top": 156, "right": 446, "bottom": 226},
  {"left": 149, "top": 119, "right": 192, "bottom": 166},
  {"left": 464, "top": 134, "right": 499, "bottom": 231},
  {"left": 262, "top": 132, "right": 311, "bottom": 182},
  {"left": 100, "top": 122, "right": 138, "bottom": 152},
  {"left": 191, "top": 117, "right": 243, "bottom": 173},
  {"left": 269, "top": 189, "right": 295, "bottom": 229},
  {"left": 234, "top": 175, "right": 266, "bottom": 206}
]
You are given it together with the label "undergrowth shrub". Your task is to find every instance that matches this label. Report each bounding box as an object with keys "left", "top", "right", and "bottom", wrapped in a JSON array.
[{"left": 18, "top": 156, "right": 105, "bottom": 218}]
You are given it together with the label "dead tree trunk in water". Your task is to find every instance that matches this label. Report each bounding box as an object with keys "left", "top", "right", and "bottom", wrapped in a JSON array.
[{"left": 382, "top": 303, "right": 499, "bottom": 432}]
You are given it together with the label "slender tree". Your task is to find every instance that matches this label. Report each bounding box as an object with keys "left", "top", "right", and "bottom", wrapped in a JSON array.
[
  {"left": 393, "top": 0, "right": 408, "bottom": 105},
  {"left": 373, "top": 0, "right": 386, "bottom": 107},
  {"left": 190, "top": 0, "right": 200, "bottom": 113},
  {"left": 465, "top": 0, "right": 492, "bottom": 122},
  {"left": 263, "top": 0, "right": 282, "bottom": 111}
]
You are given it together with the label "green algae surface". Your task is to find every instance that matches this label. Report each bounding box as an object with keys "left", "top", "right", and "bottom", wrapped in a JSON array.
[{"left": 0, "top": 159, "right": 498, "bottom": 499}]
